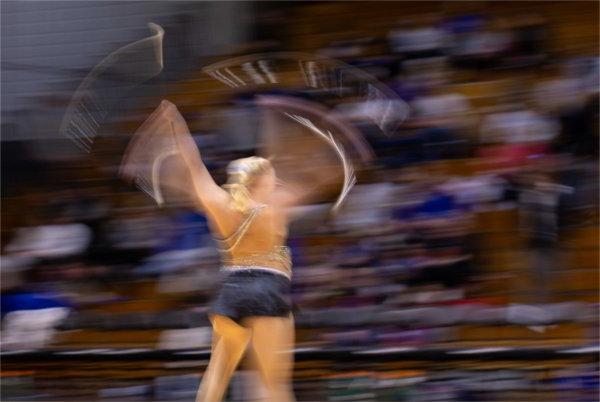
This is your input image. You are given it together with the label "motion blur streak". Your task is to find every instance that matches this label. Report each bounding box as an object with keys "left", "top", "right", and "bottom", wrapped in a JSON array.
[{"left": 1, "top": 1, "right": 598, "bottom": 401}]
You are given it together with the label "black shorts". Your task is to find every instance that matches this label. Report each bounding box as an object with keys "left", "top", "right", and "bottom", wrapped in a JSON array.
[{"left": 209, "top": 269, "right": 292, "bottom": 324}]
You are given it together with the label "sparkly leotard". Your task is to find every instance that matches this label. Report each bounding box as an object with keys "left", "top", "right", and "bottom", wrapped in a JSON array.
[
  {"left": 209, "top": 205, "right": 292, "bottom": 322},
  {"left": 215, "top": 205, "right": 292, "bottom": 278}
]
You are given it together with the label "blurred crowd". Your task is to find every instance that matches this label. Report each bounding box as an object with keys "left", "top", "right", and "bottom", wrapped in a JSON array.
[{"left": 1, "top": 2, "right": 598, "bottom": 401}]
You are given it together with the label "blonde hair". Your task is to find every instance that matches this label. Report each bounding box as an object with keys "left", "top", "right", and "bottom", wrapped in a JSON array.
[{"left": 224, "top": 156, "right": 273, "bottom": 213}]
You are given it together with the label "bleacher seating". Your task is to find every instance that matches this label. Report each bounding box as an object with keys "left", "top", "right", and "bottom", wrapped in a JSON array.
[{"left": 1, "top": 1, "right": 598, "bottom": 400}]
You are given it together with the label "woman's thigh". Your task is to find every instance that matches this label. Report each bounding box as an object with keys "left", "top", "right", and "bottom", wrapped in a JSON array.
[{"left": 245, "top": 314, "right": 295, "bottom": 384}]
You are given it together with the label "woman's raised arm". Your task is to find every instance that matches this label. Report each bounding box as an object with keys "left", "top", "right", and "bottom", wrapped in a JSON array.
[
  {"left": 164, "top": 101, "right": 229, "bottom": 213},
  {"left": 120, "top": 100, "right": 229, "bottom": 214},
  {"left": 256, "top": 96, "right": 365, "bottom": 211}
]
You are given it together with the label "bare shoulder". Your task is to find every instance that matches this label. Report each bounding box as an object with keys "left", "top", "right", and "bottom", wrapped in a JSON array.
[
  {"left": 259, "top": 203, "right": 279, "bottom": 217},
  {"left": 259, "top": 203, "right": 288, "bottom": 230},
  {"left": 198, "top": 189, "right": 233, "bottom": 219}
]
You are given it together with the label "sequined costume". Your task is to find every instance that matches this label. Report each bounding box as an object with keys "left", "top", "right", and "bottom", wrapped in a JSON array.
[{"left": 209, "top": 205, "right": 292, "bottom": 323}]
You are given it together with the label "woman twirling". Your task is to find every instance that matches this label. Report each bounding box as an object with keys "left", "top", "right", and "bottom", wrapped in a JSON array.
[
  {"left": 120, "top": 98, "right": 360, "bottom": 402},
  {"left": 194, "top": 154, "right": 296, "bottom": 402}
]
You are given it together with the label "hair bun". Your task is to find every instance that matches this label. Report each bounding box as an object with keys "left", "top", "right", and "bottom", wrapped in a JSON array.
[{"left": 224, "top": 156, "right": 273, "bottom": 213}]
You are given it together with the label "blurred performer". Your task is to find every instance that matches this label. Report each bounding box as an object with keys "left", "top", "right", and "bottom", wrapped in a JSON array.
[{"left": 121, "top": 99, "right": 357, "bottom": 402}]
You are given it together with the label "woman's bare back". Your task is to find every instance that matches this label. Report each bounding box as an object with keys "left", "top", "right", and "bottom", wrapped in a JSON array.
[{"left": 205, "top": 199, "right": 291, "bottom": 272}]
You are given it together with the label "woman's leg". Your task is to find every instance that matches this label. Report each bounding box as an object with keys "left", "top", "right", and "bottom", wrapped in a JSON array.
[
  {"left": 245, "top": 314, "right": 295, "bottom": 402},
  {"left": 196, "top": 314, "right": 251, "bottom": 402}
]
